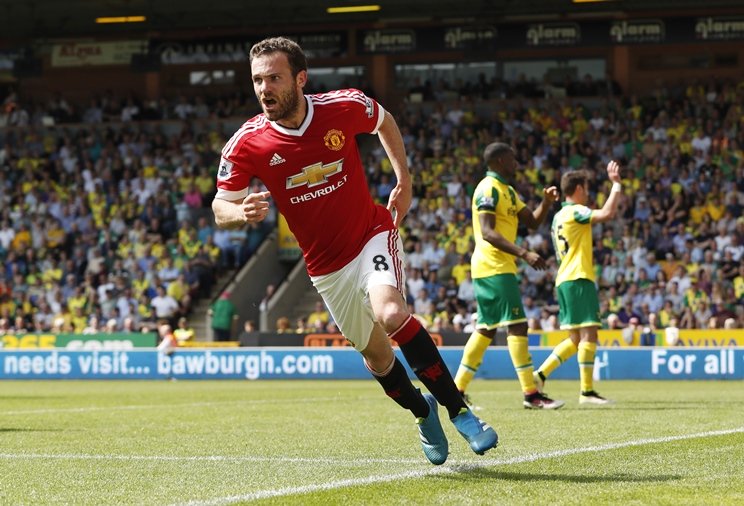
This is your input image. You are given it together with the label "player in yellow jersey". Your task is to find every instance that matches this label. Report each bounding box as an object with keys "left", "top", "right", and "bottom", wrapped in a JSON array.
[
  {"left": 454, "top": 142, "right": 565, "bottom": 409},
  {"left": 534, "top": 161, "right": 622, "bottom": 405}
]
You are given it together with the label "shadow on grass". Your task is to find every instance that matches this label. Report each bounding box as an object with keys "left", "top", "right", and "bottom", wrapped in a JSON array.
[
  {"left": 594, "top": 407, "right": 705, "bottom": 411},
  {"left": 0, "top": 396, "right": 62, "bottom": 400},
  {"left": 630, "top": 400, "right": 731, "bottom": 405},
  {"left": 0, "top": 428, "right": 65, "bottom": 433},
  {"left": 447, "top": 468, "right": 681, "bottom": 483}
]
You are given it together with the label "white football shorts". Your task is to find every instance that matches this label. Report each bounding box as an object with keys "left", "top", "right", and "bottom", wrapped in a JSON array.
[{"left": 310, "top": 229, "right": 406, "bottom": 350}]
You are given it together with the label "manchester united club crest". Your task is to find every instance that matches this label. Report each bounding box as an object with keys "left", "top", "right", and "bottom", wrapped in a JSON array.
[{"left": 323, "top": 129, "right": 345, "bottom": 151}]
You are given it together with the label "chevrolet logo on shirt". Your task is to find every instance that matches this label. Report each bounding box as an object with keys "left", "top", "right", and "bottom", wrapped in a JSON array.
[{"left": 286, "top": 160, "right": 343, "bottom": 189}]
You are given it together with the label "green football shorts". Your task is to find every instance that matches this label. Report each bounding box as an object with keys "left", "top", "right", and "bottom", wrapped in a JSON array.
[
  {"left": 557, "top": 279, "right": 601, "bottom": 329},
  {"left": 473, "top": 273, "right": 526, "bottom": 329}
]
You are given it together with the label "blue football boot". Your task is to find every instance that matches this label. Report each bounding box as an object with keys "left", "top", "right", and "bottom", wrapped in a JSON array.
[
  {"left": 451, "top": 407, "right": 498, "bottom": 455},
  {"left": 415, "top": 393, "right": 449, "bottom": 465}
]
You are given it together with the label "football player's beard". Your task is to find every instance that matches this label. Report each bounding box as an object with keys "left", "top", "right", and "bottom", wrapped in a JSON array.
[{"left": 262, "top": 86, "right": 301, "bottom": 122}]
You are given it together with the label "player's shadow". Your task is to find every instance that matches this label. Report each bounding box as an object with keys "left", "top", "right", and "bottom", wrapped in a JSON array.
[
  {"left": 447, "top": 468, "right": 680, "bottom": 483},
  {"left": 604, "top": 400, "right": 733, "bottom": 410}
]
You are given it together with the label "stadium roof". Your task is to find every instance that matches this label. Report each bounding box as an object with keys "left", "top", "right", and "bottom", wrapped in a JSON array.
[{"left": 0, "top": 0, "right": 742, "bottom": 39}]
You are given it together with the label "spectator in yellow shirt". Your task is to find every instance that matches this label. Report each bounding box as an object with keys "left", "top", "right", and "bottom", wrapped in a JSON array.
[
  {"left": 66, "top": 287, "right": 88, "bottom": 313},
  {"left": 307, "top": 301, "right": 330, "bottom": 331},
  {"left": 11, "top": 224, "right": 31, "bottom": 253},
  {"left": 174, "top": 317, "right": 196, "bottom": 344},
  {"left": 706, "top": 194, "right": 725, "bottom": 222},
  {"left": 688, "top": 196, "right": 708, "bottom": 225},
  {"left": 734, "top": 264, "right": 744, "bottom": 301},
  {"left": 167, "top": 274, "right": 191, "bottom": 315},
  {"left": 450, "top": 254, "right": 471, "bottom": 286},
  {"left": 71, "top": 307, "right": 88, "bottom": 333}
]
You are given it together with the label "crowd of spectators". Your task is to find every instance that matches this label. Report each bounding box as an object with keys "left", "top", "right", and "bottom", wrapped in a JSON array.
[
  {"left": 0, "top": 94, "right": 273, "bottom": 336},
  {"left": 1, "top": 89, "right": 263, "bottom": 127},
  {"left": 2, "top": 72, "right": 744, "bottom": 340},
  {"left": 380, "top": 76, "right": 744, "bottom": 334},
  {"left": 0, "top": 74, "right": 364, "bottom": 128}
]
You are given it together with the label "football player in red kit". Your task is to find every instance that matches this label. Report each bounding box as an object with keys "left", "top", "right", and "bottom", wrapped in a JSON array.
[{"left": 212, "top": 36, "right": 497, "bottom": 465}]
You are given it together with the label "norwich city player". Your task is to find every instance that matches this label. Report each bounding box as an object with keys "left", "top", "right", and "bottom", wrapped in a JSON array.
[
  {"left": 534, "top": 161, "right": 622, "bottom": 405},
  {"left": 455, "top": 142, "right": 564, "bottom": 409}
]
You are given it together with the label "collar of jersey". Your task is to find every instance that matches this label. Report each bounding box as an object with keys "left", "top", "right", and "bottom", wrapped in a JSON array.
[
  {"left": 561, "top": 202, "right": 577, "bottom": 207},
  {"left": 268, "top": 96, "right": 313, "bottom": 136},
  {"left": 486, "top": 170, "right": 508, "bottom": 185}
]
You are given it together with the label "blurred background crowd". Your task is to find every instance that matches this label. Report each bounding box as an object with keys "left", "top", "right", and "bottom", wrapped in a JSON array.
[
  {"left": 0, "top": 90, "right": 273, "bottom": 336},
  {"left": 1, "top": 73, "right": 743, "bottom": 337}
]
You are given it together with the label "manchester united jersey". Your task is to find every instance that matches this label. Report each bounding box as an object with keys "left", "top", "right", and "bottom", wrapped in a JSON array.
[{"left": 215, "top": 89, "right": 392, "bottom": 276}]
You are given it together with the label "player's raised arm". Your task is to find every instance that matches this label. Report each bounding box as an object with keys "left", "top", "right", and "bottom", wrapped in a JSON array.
[
  {"left": 591, "top": 160, "right": 622, "bottom": 224},
  {"left": 377, "top": 110, "right": 411, "bottom": 227}
]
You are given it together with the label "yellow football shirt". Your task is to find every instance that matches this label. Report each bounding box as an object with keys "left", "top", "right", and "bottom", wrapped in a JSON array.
[
  {"left": 471, "top": 171, "right": 525, "bottom": 278},
  {"left": 551, "top": 202, "right": 595, "bottom": 286}
]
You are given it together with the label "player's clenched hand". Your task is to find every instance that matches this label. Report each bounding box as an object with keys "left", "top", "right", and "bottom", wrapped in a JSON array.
[
  {"left": 523, "top": 251, "right": 547, "bottom": 270},
  {"left": 241, "top": 191, "right": 271, "bottom": 223},
  {"left": 543, "top": 186, "right": 559, "bottom": 204},
  {"left": 606, "top": 160, "right": 621, "bottom": 183},
  {"left": 387, "top": 182, "right": 411, "bottom": 228}
]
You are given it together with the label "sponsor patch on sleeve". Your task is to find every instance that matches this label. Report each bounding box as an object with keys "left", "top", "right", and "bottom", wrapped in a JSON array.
[
  {"left": 217, "top": 157, "right": 234, "bottom": 180},
  {"left": 364, "top": 96, "right": 374, "bottom": 118},
  {"left": 475, "top": 188, "right": 497, "bottom": 211}
]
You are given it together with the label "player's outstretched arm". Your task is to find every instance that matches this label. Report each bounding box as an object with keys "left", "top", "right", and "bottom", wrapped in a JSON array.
[
  {"left": 592, "top": 160, "right": 622, "bottom": 224},
  {"left": 377, "top": 110, "right": 411, "bottom": 227},
  {"left": 212, "top": 191, "right": 271, "bottom": 229}
]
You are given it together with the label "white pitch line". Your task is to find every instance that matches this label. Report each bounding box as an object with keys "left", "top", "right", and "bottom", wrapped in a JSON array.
[
  {"left": 179, "top": 426, "right": 744, "bottom": 506},
  {"left": 1, "top": 396, "right": 345, "bottom": 416}
]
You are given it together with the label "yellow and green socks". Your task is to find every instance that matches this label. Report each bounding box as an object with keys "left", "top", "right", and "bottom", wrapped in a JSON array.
[
  {"left": 536, "top": 338, "right": 578, "bottom": 379},
  {"left": 578, "top": 341, "right": 598, "bottom": 393},
  {"left": 507, "top": 335, "right": 536, "bottom": 394},
  {"left": 454, "top": 331, "right": 492, "bottom": 393}
]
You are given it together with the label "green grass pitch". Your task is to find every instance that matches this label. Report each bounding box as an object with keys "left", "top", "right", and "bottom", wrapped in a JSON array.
[{"left": 1, "top": 379, "right": 742, "bottom": 505}]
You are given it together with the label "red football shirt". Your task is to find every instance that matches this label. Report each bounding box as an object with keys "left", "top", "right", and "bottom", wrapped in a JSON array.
[{"left": 215, "top": 89, "right": 395, "bottom": 276}]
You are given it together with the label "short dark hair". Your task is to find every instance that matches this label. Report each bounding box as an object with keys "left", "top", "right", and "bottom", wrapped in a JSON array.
[
  {"left": 249, "top": 36, "right": 307, "bottom": 77},
  {"left": 561, "top": 170, "right": 590, "bottom": 196},
  {"left": 483, "top": 142, "right": 513, "bottom": 165}
]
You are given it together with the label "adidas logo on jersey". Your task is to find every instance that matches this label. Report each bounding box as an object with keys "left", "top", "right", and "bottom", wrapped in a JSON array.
[{"left": 269, "top": 153, "right": 286, "bottom": 166}]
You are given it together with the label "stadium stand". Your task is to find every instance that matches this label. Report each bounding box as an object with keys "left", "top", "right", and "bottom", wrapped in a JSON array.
[
  {"left": 2, "top": 72, "right": 743, "bottom": 337},
  {"left": 365, "top": 76, "right": 744, "bottom": 333},
  {"left": 0, "top": 94, "right": 274, "bottom": 338}
]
